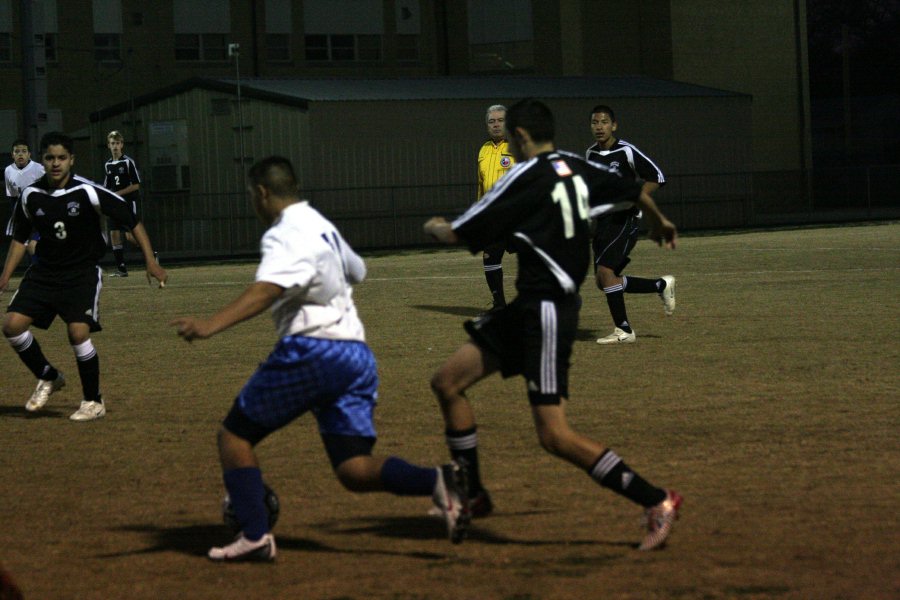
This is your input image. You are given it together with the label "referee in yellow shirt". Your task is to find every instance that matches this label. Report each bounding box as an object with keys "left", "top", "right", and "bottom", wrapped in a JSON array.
[{"left": 477, "top": 104, "right": 516, "bottom": 312}]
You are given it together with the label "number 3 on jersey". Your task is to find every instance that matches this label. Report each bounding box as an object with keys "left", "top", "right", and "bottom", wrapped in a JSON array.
[
  {"left": 53, "top": 221, "right": 67, "bottom": 240},
  {"left": 551, "top": 175, "right": 589, "bottom": 239}
]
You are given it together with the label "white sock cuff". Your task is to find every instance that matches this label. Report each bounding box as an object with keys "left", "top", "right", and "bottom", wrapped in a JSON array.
[
  {"left": 603, "top": 284, "right": 624, "bottom": 294},
  {"left": 72, "top": 339, "right": 97, "bottom": 361},
  {"left": 6, "top": 330, "right": 34, "bottom": 352},
  {"left": 446, "top": 432, "right": 478, "bottom": 450},
  {"left": 590, "top": 450, "right": 622, "bottom": 480}
]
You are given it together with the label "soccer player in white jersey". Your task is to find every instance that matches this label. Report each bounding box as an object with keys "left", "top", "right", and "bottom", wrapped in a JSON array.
[
  {"left": 5, "top": 138, "right": 45, "bottom": 255},
  {"left": 171, "top": 156, "right": 470, "bottom": 562}
]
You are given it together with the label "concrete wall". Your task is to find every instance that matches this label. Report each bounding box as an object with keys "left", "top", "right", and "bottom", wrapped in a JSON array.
[{"left": 669, "top": 0, "right": 810, "bottom": 172}]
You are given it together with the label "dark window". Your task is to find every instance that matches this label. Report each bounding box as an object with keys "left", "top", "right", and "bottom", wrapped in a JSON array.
[
  {"left": 330, "top": 35, "right": 354, "bottom": 61},
  {"left": 0, "top": 33, "right": 11, "bottom": 62},
  {"left": 397, "top": 34, "right": 418, "bottom": 62},
  {"left": 267, "top": 33, "right": 291, "bottom": 62},
  {"left": 175, "top": 33, "right": 228, "bottom": 62},
  {"left": 94, "top": 33, "right": 121, "bottom": 62},
  {"left": 175, "top": 34, "right": 200, "bottom": 60},
  {"left": 304, "top": 34, "right": 382, "bottom": 62},
  {"left": 304, "top": 34, "right": 328, "bottom": 61},
  {"left": 201, "top": 33, "right": 227, "bottom": 61},
  {"left": 44, "top": 33, "right": 58, "bottom": 62}
]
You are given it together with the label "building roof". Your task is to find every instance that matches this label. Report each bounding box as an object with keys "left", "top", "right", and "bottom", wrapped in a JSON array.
[
  {"left": 91, "top": 75, "right": 745, "bottom": 121},
  {"left": 228, "top": 75, "right": 744, "bottom": 101}
]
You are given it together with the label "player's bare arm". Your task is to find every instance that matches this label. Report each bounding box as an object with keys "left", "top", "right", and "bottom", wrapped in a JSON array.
[
  {"left": 129, "top": 223, "right": 168, "bottom": 287},
  {"left": 635, "top": 191, "right": 677, "bottom": 249},
  {"left": 424, "top": 217, "right": 460, "bottom": 244},
  {"left": 117, "top": 183, "right": 140, "bottom": 196},
  {"left": 0, "top": 240, "right": 27, "bottom": 293},
  {"left": 641, "top": 181, "right": 660, "bottom": 196},
  {"left": 171, "top": 281, "right": 284, "bottom": 342}
]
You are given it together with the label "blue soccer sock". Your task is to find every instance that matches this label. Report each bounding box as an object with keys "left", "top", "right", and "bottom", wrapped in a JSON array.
[
  {"left": 380, "top": 456, "right": 438, "bottom": 496},
  {"left": 223, "top": 467, "right": 268, "bottom": 540}
]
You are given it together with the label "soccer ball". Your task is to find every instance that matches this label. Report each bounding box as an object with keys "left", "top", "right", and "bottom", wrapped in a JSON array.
[{"left": 222, "top": 483, "right": 280, "bottom": 533}]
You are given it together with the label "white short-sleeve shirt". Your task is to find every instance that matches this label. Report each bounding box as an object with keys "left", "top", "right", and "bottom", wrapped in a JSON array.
[
  {"left": 257, "top": 201, "right": 367, "bottom": 342},
  {"left": 5, "top": 161, "right": 45, "bottom": 198}
]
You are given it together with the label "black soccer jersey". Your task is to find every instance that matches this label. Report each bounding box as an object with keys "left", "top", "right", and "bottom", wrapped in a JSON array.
[
  {"left": 103, "top": 155, "right": 142, "bottom": 201},
  {"left": 585, "top": 139, "right": 665, "bottom": 186},
  {"left": 13, "top": 174, "right": 139, "bottom": 272},
  {"left": 452, "top": 150, "right": 641, "bottom": 297}
]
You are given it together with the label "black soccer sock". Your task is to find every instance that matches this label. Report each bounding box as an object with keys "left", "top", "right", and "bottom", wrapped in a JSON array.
[
  {"left": 485, "top": 268, "right": 505, "bottom": 307},
  {"left": 73, "top": 340, "right": 101, "bottom": 402},
  {"left": 589, "top": 449, "right": 667, "bottom": 508},
  {"left": 112, "top": 245, "right": 126, "bottom": 270},
  {"left": 602, "top": 285, "right": 632, "bottom": 333},
  {"left": 483, "top": 247, "right": 505, "bottom": 307},
  {"left": 623, "top": 276, "right": 664, "bottom": 294},
  {"left": 446, "top": 426, "right": 484, "bottom": 496},
  {"left": 6, "top": 331, "right": 58, "bottom": 380}
]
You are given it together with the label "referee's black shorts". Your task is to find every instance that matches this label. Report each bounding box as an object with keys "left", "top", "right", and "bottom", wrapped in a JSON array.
[
  {"left": 464, "top": 294, "right": 579, "bottom": 406},
  {"left": 7, "top": 265, "right": 104, "bottom": 332},
  {"left": 592, "top": 210, "right": 641, "bottom": 275}
]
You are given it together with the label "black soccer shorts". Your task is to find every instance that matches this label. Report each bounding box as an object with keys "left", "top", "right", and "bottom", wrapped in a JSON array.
[
  {"left": 7, "top": 266, "right": 103, "bottom": 332},
  {"left": 464, "top": 294, "right": 579, "bottom": 406},
  {"left": 592, "top": 210, "right": 641, "bottom": 275},
  {"left": 108, "top": 198, "right": 138, "bottom": 232}
]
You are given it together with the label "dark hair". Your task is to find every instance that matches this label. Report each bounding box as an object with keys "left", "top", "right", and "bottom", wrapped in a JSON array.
[
  {"left": 39, "top": 131, "right": 74, "bottom": 155},
  {"left": 590, "top": 104, "right": 616, "bottom": 122},
  {"left": 248, "top": 156, "right": 300, "bottom": 197},
  {"left": 11, "top": 138, "right": 29, "bottom": 150},
  {"left": 506, "top": 99, "right": 555, "bottom": 143}
]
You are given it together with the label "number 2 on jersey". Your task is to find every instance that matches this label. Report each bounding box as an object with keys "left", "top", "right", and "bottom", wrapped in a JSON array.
[{"left": 551, "top": 175, "right": 589, "bottom": 239}]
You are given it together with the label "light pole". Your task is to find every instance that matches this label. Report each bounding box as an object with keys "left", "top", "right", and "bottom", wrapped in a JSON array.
[
  {"left": 228, "top": 42, "right": 244, "bottom": 256},
  {"left": 228, "top": 42, "right": 246, "bottom": 176}
]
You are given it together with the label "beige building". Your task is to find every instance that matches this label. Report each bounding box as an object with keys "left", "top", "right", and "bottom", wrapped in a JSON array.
[
  {"left": 2, "top": 1, "right": 808, "bottom": 169},
  {"left": 0, "top": 0, "right": 814, "bottom": 255}
]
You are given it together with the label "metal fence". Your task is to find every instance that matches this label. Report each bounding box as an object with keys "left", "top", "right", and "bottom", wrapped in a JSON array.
[{"left": 3, "top": 165, "right": 898, "bottom": 262}]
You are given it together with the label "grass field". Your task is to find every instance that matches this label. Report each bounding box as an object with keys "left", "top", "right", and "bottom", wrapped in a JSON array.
[{"left": 1, "top": 222, "right": 898, "bottom": 599}]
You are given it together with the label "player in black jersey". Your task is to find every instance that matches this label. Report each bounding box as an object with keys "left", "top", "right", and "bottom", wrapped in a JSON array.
[
  {"left": 0, "top": 132, "right": 167, "bottom": 421},
  {"left": 586, "top": 105, "right": 676, "bottom": 344},
  {"left": 424, "top": 99, "right": 682, "bottom": 550},
  {"left": 103, "top": 130, "right": 143, "bottom": 277}
]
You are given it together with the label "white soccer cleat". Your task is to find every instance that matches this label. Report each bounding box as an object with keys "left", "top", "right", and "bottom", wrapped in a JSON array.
[
  {"left": 596, "top": 327, "right": 636, "bottom": 345},
  {"left": 639, "top": 489, "right": 683, "bottom": 551},
  {"left": 69, "top": 400, "right": 106, "bottom": 421},
  {"left": 208, "top": 533, "right": 276, "bottom": 562},
  {"left": 660, "top": 275, "right": 676, "bottom": 316},
  {"left": 433, "top": 462, "right": 470, "bottom": 544},
  {"left": 25, "top": 372, "right": 66, "bottom": 412}
]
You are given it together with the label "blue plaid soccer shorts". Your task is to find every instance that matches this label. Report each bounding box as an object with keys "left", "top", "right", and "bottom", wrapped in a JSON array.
[{"left": 233, "top": 335, "right": 378, "bottom": 438}]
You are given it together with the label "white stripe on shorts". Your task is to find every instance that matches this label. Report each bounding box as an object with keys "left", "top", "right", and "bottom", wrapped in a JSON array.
[{"left": 540, "top": 301, "right": 557, "bottom": 395}]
